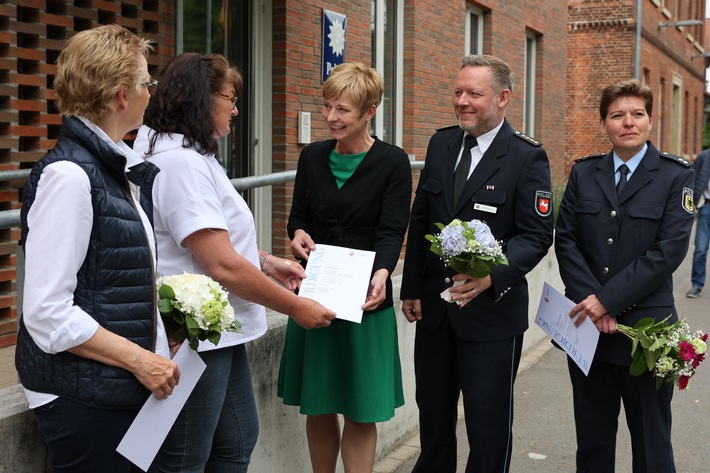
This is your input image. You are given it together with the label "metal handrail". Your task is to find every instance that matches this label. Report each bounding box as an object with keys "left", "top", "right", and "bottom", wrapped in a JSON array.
[{"left": 0, "top": 161, "right": 424, "bottom": 230}]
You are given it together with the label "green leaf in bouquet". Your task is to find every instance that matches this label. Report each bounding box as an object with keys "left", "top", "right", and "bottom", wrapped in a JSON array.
[
  {"left": 158, "top": 284, "right": 175, "bottom": 300},
  {"left": 467, "top": 259, "right": 492, "bottom": 278},
  {"left": 172, "top": 326, "right": 189, "bottom": 344},
  {"left": 434, "top": 222, "right": 446, "bottom": 231},
  {"left": 637, "top": 330, "right": 654, "bottom": 349},
  {"left": 206, "top": 330, "right": 222, "bottom": 346},
  {"left": 172, "top": 310, "right": 186, "bottom": 325},
  {"left": 449, "top": 262, "right": 464, "bottom": 275},
  {"left": 429, "top": 244, "right": 443, "bottom": 258},
  {"left": 629, "top": 336, "right": 640, "bottom": 356},
  {"left": 632, "top": 317, "right": 656, "bottom": 330},
  {"left": 630, "top": 350, "right": 648, "bottom": 376},
  {"left": 648, "top": 336, "right": 666, "bottom": 352},
  {"left": 158, "top": 298, "right": 175, "bottom": 315},
  {"left": 643, "top": 347, "right": 660, "bottom": 372},
  {"left": 185, "top": 314, "right": 199, "bottom": 330}
]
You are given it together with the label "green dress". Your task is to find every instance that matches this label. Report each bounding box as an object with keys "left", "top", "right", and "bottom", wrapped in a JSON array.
[{"left": 277, "top": 149, "right": 405, "bottom": 423}]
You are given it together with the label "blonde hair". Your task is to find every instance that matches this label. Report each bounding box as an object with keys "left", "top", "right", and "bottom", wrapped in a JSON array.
[
  {"left": 53, "top": 24, "right": 153, "bottom": 122},
  {"left": 322, "top": 62, "right": 383, "bottom": 116}
]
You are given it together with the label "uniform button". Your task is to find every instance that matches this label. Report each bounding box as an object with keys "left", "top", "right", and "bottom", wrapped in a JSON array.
[
  {"left": 444, "top": 277, "right": 451, "bottom": 284},
  {"left": 607, "top": 238, "right": 613, "bottom": 245},
  {"left": 602, "top": 267, "right": 609, "bottom": 274},
  {"left": 610, "top": 210, "right": 617, "bottom": 217}
]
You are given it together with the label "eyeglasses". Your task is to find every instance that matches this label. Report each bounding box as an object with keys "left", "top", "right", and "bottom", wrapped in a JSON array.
[
  {"left": 217, "top": 93, "right": 238, "bottom": 108},
  {"left": 141, "top": 79, "right": 159, "bottom": 88}
]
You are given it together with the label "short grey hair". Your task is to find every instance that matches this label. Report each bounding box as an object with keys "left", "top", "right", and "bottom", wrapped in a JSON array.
[{"left": 460, "top": 55, "right": 514, "bottom": 93}]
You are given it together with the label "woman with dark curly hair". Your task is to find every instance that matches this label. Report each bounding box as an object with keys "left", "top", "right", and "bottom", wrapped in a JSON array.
[{"left": 135, "top": 52, "right": 334, "bottom": 473}]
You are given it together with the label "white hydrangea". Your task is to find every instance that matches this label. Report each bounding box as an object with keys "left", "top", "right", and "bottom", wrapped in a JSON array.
[{"left": 157, "top": 273, "right": 236, "bottom": 332}]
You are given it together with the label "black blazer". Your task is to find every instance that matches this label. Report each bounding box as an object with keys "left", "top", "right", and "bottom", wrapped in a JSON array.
[
  {"left": 288, "top": 137, "right": 412, "bottom": 311},
  {"left": 555, "top": 142, "right": 695, "bottom": 364},
  {"left": 400, "top": 120, "right": 554, "bottom": 341}
]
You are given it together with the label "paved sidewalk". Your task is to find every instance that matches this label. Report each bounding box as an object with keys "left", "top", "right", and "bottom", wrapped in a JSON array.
[
  {"left": 2, "top": 252, "right": 708, "bottom": 472},
  {"left": 376, "top": 250, "right": 710, "bottom": 473}
]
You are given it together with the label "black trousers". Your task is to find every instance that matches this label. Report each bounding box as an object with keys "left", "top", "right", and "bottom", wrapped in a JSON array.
[
  {"left": 412, "top": 314, "right": 523, "bottom": 473},
  {"left": 33, "top": 395, "right": 142, "bottom": 473},
  {"left": 567, "top": 357, "right": 675, "bottom": 473}
]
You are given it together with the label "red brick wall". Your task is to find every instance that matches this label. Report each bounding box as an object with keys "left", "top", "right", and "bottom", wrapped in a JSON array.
[
  {"left": 1, "top": 1, "right": 703, "bottom": 345},
  {"left": 271, "top": 0, "right": 375, "bottom": 256},
  {"left": 270, "top": 0, "right": 569, "bottom": 254},
  {"left": 0, "top": 1, "right": 176, "bottom": 346},
  {"left": 566, "top": 0, "right": 706, "bottom": 174}
]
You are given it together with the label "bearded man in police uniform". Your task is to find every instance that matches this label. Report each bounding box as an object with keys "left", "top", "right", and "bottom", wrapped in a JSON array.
[
  {"left": 555, "top": 79, "right": 695, "bottom": 473},
  {"left": 400, "top": 54, "right": 554, "bottom": 473}
]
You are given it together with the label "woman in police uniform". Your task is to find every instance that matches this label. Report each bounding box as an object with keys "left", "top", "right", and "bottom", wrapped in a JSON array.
[{"left": 555, "top": 79, "right": 695, "bottom": 473}]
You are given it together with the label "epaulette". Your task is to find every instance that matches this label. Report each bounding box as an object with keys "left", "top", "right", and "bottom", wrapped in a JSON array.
[
  {"left": 574, "top": 153, "right": 605, "bottom": 163},
  {"left": 436, "top": 124, "right": 460, "bottom": 132},
  {"left": 660, "top": 151, "right": 691, "bottom": 167},
  {"left": 513, "top": 130, "right": 542, "bottom": 147}
]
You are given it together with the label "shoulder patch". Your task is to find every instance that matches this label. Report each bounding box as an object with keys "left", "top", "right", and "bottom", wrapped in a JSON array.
[
  {"left": 436, "top": 124, "right": 460, "bottom": 132},
  {"left": 535, "top": 190, "right": 553, "bottom": 217},
  {"left": 513, "top": 130, "right": 542, "bottom": 147},
  {"left": 574, "top": 153, "right": 605, "bottom": 163},
  {"left": 682, "top": 187, "right": 694, "bottom": 214},
  {"left": 660, "top": 152, "right": 692, "bottom": 167}
]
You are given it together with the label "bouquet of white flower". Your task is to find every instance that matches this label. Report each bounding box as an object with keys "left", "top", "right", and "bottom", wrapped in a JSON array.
[{"left": 157, "top": 272, "right": 242, "bottom": 350}]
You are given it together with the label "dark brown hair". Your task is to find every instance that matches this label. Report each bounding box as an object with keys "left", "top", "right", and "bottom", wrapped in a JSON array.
[
  {"left": 599, "top": 79, "right": 653, "bottom": 120},
  {"left": 143, "top": 53, "right": 244, "bottom": 156}
]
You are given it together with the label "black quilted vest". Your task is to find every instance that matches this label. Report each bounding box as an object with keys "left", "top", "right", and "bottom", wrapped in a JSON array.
[{"left": 16, "top": 116, "right": 159, "bottom": 408}]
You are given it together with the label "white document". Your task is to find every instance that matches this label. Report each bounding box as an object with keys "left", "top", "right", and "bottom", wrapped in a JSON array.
[
  {"left": 534, "top": 282, "right": 599, "bottom": 376},
  {"left": 298, "top": 244, "right": 376, "bottom": 324},
  {"left": 117, "top": 343, "right": 207, "bottom": 471}
]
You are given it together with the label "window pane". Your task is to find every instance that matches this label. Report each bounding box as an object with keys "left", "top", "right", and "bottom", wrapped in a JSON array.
[
  {"left": 179, "top": 0, "right": 250, "bottom": 182},
  {"left": 372, "top": 0, "right": 398, "bottom": 144}
]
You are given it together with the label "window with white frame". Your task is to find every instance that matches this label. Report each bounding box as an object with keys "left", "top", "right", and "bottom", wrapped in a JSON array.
[
  {"left": 523, "top": 32, "right": 537, "bottom": 137},
  {"left": 371, "top": 0, "right": 403, "bottom": 147},
  {"left": 465, "top": 5, "right": 484, "bottom": 55},
  {"left": 671, "top": 75, "right": 682, "bottom": 155}
]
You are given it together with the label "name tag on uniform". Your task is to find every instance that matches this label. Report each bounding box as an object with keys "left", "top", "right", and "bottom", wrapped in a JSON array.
[{"left": 474, "top": 203, "right": 497, "bottom": 214}]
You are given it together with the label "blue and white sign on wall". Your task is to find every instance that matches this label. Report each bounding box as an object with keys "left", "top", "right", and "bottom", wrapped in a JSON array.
[{"left": 322, "top": 9, "right": 347, "bottom": 82}]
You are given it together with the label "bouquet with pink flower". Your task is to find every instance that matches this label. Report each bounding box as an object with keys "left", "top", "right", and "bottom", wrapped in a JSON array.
[{"left": 616, "top": 316, "right": 707, "bottom": 390}]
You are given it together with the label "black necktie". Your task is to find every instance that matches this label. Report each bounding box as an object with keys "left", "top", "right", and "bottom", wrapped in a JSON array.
[
  {"left": 616, "top": 164, "right": 629, "bottom": 196},
  {"left": 454, "top": 135, "right": 477, "bottom": 205}
]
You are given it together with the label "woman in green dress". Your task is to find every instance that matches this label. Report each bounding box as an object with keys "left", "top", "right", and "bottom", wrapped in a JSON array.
[{"left": 277, "top": 62, "right": 412, "bottom": 473}]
